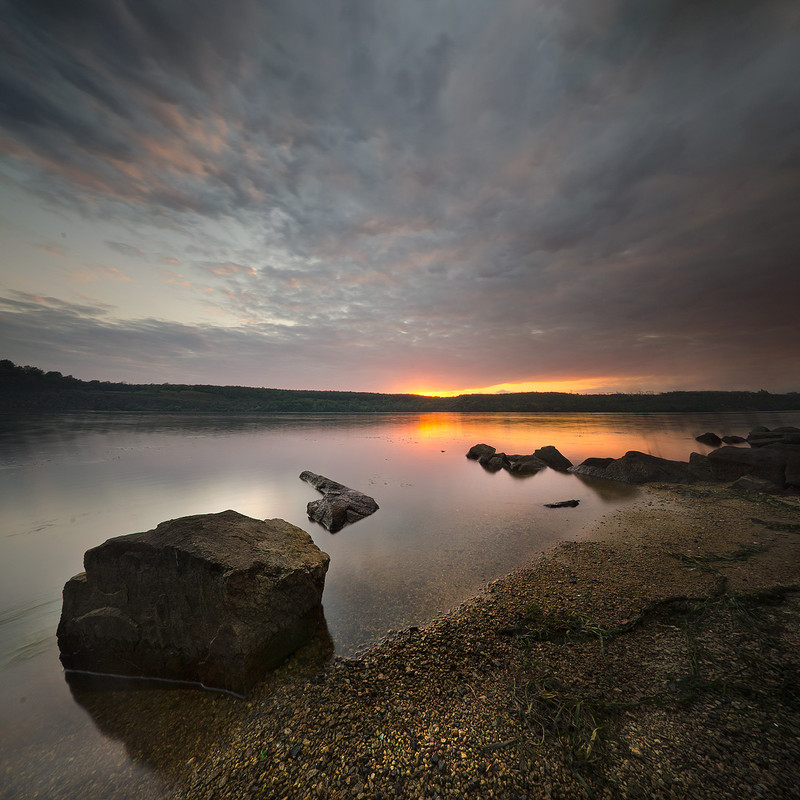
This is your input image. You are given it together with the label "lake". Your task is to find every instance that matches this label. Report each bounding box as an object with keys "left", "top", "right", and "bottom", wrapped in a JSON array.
[{"left": 2, "top": 410, "right": 798, "bottom": 799}]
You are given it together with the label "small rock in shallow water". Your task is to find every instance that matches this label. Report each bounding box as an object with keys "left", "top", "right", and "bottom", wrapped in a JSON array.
[{"left": 299, "top": 471, "right": 379, "bottom": 532}]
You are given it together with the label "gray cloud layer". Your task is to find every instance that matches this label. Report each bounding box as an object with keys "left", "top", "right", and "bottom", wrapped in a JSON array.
[{"left": 1, "top": 0, "right": 799, "bottom": 390}]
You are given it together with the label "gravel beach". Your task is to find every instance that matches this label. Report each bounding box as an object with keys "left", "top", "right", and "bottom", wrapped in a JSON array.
[{"left": 170, "top": 483, "right": 800, "bottom": 800}]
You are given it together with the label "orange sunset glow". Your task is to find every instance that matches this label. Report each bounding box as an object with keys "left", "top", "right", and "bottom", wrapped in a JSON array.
[{"left": 408, "top": 377, "right": 618, "bottom": 397}]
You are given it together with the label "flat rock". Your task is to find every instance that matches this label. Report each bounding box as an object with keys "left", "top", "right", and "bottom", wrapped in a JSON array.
[
  {"left": 747, "top": 426, "right": 800, "bottom": 447},
  {"left": 57, "top": 510, "right": 330, "bottom": 695},
  {"left": 569, "top": 451, "right": 698, "bottom": 484},
  {"left": 695, "top": 432, "right": 722, "bottom": 447},
  {"left": 300, "top": 471, "right": 379, "bottom": 532}
]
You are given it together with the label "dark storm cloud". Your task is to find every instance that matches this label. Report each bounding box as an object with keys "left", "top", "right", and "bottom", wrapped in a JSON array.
[{"left": 1, "top": 0, "right": 799, "bottom": 390}]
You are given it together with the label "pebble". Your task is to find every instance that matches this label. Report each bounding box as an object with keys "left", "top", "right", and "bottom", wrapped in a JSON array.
[{"left": 167, "top": 486, "right": 800, "bottom": 800}]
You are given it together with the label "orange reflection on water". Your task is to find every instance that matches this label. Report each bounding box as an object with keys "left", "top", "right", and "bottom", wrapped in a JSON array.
[
  {"left": 411, "top": 413, "right": 468, "bottom": 439},
  {"left": 402, "top": 412, "right": 720, "bottom": 463}
]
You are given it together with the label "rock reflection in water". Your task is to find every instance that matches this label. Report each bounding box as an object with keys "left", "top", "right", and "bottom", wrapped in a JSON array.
[{"left": 63, "top": 621, "right": 334, "bottom": 789}]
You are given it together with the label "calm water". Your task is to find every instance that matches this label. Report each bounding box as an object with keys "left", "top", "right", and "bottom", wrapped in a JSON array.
[{"left": 2, "top": 410, "right": 799, "bottom": 799}]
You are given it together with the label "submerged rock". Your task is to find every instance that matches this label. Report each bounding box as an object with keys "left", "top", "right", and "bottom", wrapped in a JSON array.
[
  {"left": 569, "top": 451, "right": 698, "bottom": 485},
  {"left": 544, "top": 499, "right": 580, "bottom": 508},
  {"left": 299, "top": 471, "right": 379, "bottom": 532},
  {"left": 57, "top": 510, "right": 330, "bottom": 695}
]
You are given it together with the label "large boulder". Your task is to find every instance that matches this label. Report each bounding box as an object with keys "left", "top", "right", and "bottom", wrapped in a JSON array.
[
  {"left": 569, "top": 451, "right": 698, "bottom": 484},
  {"left": 57, "top": 510, "right": 330, "bottom": 695},
  {"left": 533, "top": 445, "right": 573, "bottom": 471},
  {"left": 300, "top": 471, "right": 379, "bottom": 532},
  {"left": 688, "top": 452, "right": 715, "bottom": 481},
  {"left": 707, "top": 443, "right": 799, "bottom": 487},
  {"left": 786, "top": 451, "right": 800, "bottom": 489}
]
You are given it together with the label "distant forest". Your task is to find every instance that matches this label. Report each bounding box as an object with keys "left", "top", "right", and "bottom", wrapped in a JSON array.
[{"left": 2, "top": 359, "right": 799, "bottom": 414}]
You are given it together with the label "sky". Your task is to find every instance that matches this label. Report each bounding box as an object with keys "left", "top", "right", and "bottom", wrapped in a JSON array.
[{"left": 1, "top": 0, "right": 799, "bottom": 395}]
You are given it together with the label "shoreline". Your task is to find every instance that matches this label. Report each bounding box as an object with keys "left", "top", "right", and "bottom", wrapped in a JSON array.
[{"left": 170, "top": 483, "right": 800, "bottom": 800}]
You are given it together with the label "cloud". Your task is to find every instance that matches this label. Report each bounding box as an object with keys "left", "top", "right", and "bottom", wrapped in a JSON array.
[
  {"left": 105, "top": 241, "right": 146, "bottom": 258},
  {"left": 0, "top": 0, "right": 798, "bottom": 391}
]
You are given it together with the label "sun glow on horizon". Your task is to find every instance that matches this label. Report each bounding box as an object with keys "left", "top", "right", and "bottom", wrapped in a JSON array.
[{"left": 407, "top": 377, "right": 617, "bottom": 397}]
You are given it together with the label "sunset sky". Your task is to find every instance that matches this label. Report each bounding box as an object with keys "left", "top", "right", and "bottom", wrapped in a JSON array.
[{"left": 1, "top": 0, "right": 799, "bottom": 395}]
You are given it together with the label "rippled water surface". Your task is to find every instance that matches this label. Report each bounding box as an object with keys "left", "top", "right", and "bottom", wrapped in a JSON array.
[{"left": 2, "top": 410, "right": 799, "bottom": 798}]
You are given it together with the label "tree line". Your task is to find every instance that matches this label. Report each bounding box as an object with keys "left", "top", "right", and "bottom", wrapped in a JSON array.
[{"left": 2, "top": 359, "right": 799, "bottom": 414}]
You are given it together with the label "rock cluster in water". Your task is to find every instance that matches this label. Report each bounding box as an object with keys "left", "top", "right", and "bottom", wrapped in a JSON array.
[
  {"left": 467, "top": 426, "right": 800, "bottom": 492},
  {"left": 299, "top": 471, "right": 380, "bottom": 532},
  {"left": 466, "top": 443, "right": 573, "bottom": 474},
  {"left": 56, "top": 510, "right": 330, "bottom": 695}
]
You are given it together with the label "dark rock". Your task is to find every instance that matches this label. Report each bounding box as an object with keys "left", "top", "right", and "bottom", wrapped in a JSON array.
[
  {"left": 695, "top": 432, "right": 723, "bottom": 447},
  {"left": 747, "top": 427, "right": 800, "bottom": 448},
  {"left": 748, "top": 432, "right": 787, "bottom": 447},
  {"left": 569, "top": 451, "right": 698, "bottom": 484},
  {"left": 721, "top": 435, "right": 747, "bottom": 444},
  {"left": 505, "top": 454, "right": 548, "bottom": 474},
  {"left": 785, "top": 452, "right": 800, "bottom": 488},
  {"left": 466, "top": 444, "right": 495, "bottom": 460},
  {"left": 707, "top": 444, "right": 798, "bottom": 486},
  {"left": 730, "top": 475, "right": 783, "bottom": 494},
  {"left": 580, "top": 457, "right": 615, "bottom": 468},
  {"left": 299, "top": 471, "right": 379, "bottom": 532},
  {"left": 688, "top": 452, "right": 715, "bottom": 481},
  {"left": 533, "top": 445, "right": 573, "bottom": 471},
  {"left": 544, "top": 499, "right": 580, "bottom": 508},
  {"left": 481, "top": 453, "right": 510, "bottom": 472},
  {"left": 57, "top": 510, "right": 330, "bottom": 695}
]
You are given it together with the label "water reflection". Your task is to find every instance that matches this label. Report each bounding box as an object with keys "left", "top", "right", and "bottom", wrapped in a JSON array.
[
  {"left": 2, "top": 409, "right": 800, "bottom": 800},
  {"left": 63, "top": 624, "right": 334, "bottom": 784}
]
